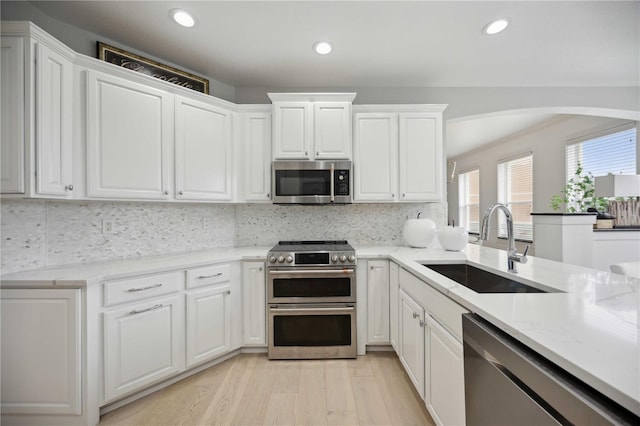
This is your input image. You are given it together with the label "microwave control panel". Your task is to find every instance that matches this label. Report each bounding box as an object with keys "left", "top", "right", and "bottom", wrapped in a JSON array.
[{"left": 335, "top": 170, "right": 350, "bottom": 195}]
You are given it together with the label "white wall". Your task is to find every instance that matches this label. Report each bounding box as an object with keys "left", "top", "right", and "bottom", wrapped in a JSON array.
[{"left": 447, "top": 115, "right": 635, "bottom": 250}]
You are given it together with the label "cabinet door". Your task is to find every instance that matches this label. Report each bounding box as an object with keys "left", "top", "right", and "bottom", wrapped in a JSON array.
[
  {"left": 398, "top": 113, "right": 443, "bottom": 202},
  {"left": 353, "top": 113, "right": 397, "bottom": 201},
  {"left": 175, "top": 96, "right": 232, "bottom": 201},
  {"left": 425, "top": 314, "right": 465, "bottom": 426},
  {"left": 86, "top": 70, "right": 173, "bottom": 199},
  {"left": 242, "top": 261, "right": 266, "bottom": 345},
  {"left": 1, "top": 289, "right": 81, "bottom": 415},
  {"left": 314, "top": 102, "right": 351, "bottom": 159},
  {"left": 104, "top": 294, "right": 183, "bottom": 402},
  {"left": 389, "top": 261, "right": 400, "bottom": 352},
  {"left": 35, "top": 42, "right": 73, "bottom": 196},
  {"left": 399, "top": 289, "right": 425, "bottom": 398},
  {"left": 186, "top": 285, "right": 231, "bottom": 367},
  {"left": 367, "top": 260, "right": 390, "bottom": 343},
  {"left": 242, "top": 113, "right": 272, "bottom": 201},
  {"left": 1, "top": 36, "right": 25, "bottom": 194},
  {"left": 272, "top": 102, "right": 312, "bottom": 159}
]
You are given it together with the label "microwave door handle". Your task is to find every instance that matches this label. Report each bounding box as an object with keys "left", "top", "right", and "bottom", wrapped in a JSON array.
[{"left": 330, "top": 163, "right": 335, "bottom": 203}]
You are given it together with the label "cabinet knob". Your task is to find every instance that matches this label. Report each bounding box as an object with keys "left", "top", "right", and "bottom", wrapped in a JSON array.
[
  {"left": 305, "top": 151, "right": 308, "bottom": 156},
  {"left": 402, "top": 193, "right": 406, "bottom": 198},
  {"left": 164, "top": 190, "right": 169, "bottom": 195},
  {"left": 225, "top": 290, "right": 231, "bottom": 295},
  {"left": 266, "top": 193, "right": 270, "bottom": 198},
  {"left": 412, "top": 312, "right": 419, "bottom": 319},
  {"left": 419, "top": 320, "right": 425, "bottom": 328},
  {"left": 316, "top": 152, "right": 319, "bottom": 156},
  {"left": 65, "top": 184, "right": 74, "bottom": 191},
  {"left": 392, "top": 193, "right": 395, "bottom": 198},
  {"left": 179, "top": 190, "right": 184, "bottom": 195}
]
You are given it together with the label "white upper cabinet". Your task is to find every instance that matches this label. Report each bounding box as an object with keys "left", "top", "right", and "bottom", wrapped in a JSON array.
[
  {"left": 35, "top": 42, "right": 74, "bottom": 196},
  {"left": 398, "top": 113, "right": 442, "bottom": 201},
  {"left": 239, "top": 110, "right": 272, "bottom": 202},
  {"left": 175, "top": 96, "right": 232, "bottom": 201},
  {"left": 269, "top": 93, "right": 355, "bottom": 160},
  {"left": 353, "top": 113, "right": 397, "bottom": 201},
  {"left": 1, "top": 23, "right": 75, "bottom": 198},
  {"left": 314, "top": 102, "right": 352, "bottom": 159},
  {"left": 353, "top": 105, "right": 446, "bottom": 203},
  {"left": 86, "top": 70, "right": 173, "bottom": 200},
  {"left": 0, "top": 36, "right": 25, "bottom": 194},
  {"left": 272, "top": 101, "right": 313, "bottom": 159}
]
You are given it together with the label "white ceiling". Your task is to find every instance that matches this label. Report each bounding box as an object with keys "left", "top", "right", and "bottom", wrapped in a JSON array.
[{"left": 19, "top": 1, "right": 640, "bottom": 156}]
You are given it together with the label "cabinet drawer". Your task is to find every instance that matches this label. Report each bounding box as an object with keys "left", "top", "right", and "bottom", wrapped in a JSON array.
[
  {"left": 104, "top": 271, "right": 183, "bottom": 307},
  {"left": 186, "top": 264, "right": 231, "bottom": 289}
]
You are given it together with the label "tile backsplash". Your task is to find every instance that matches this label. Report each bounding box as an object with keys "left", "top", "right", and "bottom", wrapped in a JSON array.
[{"left": 1, "top": 199, "right": 446, "bottom": 274}]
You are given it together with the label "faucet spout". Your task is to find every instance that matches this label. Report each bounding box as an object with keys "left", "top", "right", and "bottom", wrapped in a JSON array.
[{"left": 479, "top": 203, "right": 529, "bottom": 273}]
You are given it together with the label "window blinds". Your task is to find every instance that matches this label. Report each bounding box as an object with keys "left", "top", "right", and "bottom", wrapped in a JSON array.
[
  {"left": 566, "top": 127, "right": 637, "bottom": 180},
  {"left": 497, "top": 154, "right": 533, "bottom": 240},
  {"left": 458, "top": 169, "right": 480, "bottom": 233}
]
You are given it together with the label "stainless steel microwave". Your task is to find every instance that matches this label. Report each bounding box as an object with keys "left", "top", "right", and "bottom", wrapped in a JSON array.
[{"left": 272, "top": 160, "right": 352, "bottom": 205}]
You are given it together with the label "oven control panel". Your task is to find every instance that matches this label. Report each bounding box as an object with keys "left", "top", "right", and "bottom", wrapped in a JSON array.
[{"left": 267, "top": 251, "right": 356, "bottom": 266}]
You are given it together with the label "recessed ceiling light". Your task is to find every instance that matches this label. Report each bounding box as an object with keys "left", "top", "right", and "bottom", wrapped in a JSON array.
[
  {"left": 313, "top": 41, "right": 333, "bottom": 55},
  {"left": 483, "top": 18, "right": 510, "bottom": 35},
  {"left": 171, "top": 9, "right": 195, "bottom": 28}
]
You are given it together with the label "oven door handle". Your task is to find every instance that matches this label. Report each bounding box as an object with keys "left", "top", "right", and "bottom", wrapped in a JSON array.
[
  {"left": 270, "top": 306, "right": 355, "bottom": 314},
  {"left": 268, "top": 268, "right": 355, "bottom": 275}
]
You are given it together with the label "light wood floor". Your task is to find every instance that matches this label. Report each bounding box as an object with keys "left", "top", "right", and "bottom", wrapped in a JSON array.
[{"left": 99, "top": 352, "right": 435, "bottom": 426}]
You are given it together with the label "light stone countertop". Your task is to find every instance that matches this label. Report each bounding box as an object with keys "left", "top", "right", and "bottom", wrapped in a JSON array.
[{"left": 1, "top": 243, "right": 638, "bottom": 415}]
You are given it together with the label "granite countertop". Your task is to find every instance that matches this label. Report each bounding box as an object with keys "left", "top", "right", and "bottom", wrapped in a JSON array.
[{"left": 1, "top": 244, "right": 638, "bottom": 415}]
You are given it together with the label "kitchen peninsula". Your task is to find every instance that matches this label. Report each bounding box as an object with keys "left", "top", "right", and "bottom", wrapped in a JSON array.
[{"left": 1, "top": 244, "right": 638, "bottom": 425}]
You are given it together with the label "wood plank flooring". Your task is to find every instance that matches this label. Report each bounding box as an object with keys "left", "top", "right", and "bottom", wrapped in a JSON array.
[{"left": 99, "top": 352, "right": 435, "bottom": 426}]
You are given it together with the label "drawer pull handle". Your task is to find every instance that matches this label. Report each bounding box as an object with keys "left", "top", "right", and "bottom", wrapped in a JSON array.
[
  {"left": 127, "top": 283, "right": 163, "bottom": 292},
  {"left": 129, "top": 304, "right": 163, "bottom": 315},
  {"left": 198, "top": 272, "right": 223, "bottom": 279}
]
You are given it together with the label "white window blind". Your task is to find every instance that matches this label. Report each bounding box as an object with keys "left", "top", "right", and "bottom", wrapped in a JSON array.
[
  {"left": 566, "top": 126, "right": 637, "bottom": 180},
  {"left": 497, "top": 154, "right": 533, "bottom": 241},
  {"left": 458, "top": 169, "right": 480, "bottom": 233}
]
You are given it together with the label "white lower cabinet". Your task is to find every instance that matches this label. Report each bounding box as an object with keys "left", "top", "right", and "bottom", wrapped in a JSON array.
[
  {"left": 242, "top": 261, "right": 266, "bottom": 346},
  {"left": 389, "top": 261, "right": 400, "bottom": 351},
  {"left": 425, "top": 314, "right": 466, "bottom": 426},
  {"left": 398, "top": 289, "right": 425, "bottom": 398},
  {"left": 397, "top": 267, "right": 468, "bottom": 425},
  {"left": 186, "top": 284, "right": 232, "bottom": 367},
  {"left": 103, "top": 294, "right": 184, "bottom": 402},
  {"left": 1, "top": 288, "right": 81, "bottom": 415},
  {"left": 367, "top": 260, "right": 390, "bottom": 343}
]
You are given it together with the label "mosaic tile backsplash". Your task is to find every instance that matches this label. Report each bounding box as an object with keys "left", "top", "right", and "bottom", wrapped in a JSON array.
[{"left": 1, "top": 199, "right": 446, "bottom": 274}]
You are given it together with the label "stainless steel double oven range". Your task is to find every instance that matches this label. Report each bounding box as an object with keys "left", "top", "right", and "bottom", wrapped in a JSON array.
[{"left": 267, "top": 240, "right": 357, "bottom": 359}]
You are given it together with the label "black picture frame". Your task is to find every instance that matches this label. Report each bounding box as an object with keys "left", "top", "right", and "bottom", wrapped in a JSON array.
[{"left": 97, "top": 42, "right": 209, "bottom": 94}]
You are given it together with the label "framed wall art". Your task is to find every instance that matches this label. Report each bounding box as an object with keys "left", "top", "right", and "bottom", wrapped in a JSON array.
[{"left": 97, "top": 42, "right": 209, "bottom": 94}]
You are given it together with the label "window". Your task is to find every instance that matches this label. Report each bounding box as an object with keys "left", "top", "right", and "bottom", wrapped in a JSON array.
[
  {"left": 497, "top": 154, "right": 533, "bottom": 241},
  {"left": 458, "top": 169, "right": 480, "bottom": 233},
  {"left": 566, "top": 125, "right": 637, "bottom": 180}
]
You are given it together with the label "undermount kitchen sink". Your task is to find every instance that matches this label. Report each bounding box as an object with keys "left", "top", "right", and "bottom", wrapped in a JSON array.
[{"left": 422, "top": 263, "right": 558, "bottom": 293}]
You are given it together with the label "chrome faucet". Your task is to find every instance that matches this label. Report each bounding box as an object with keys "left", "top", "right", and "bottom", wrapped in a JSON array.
[{"left": 480, "top": 203, "right": 529, "bottom": 273}]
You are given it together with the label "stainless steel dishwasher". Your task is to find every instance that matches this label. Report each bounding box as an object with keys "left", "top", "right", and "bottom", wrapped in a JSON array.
[{"left": 463, "top": 314, "right": 639, "bottom": 425}]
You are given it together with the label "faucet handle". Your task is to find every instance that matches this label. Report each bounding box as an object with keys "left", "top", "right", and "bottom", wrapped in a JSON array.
[{"left": 518, "top": 245, "right": 530, "bottom": 264}]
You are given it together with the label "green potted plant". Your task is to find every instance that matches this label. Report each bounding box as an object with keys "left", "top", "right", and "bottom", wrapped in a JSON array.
[{"left": 550, "top": 163, "right": 608, "bottom": 212}]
